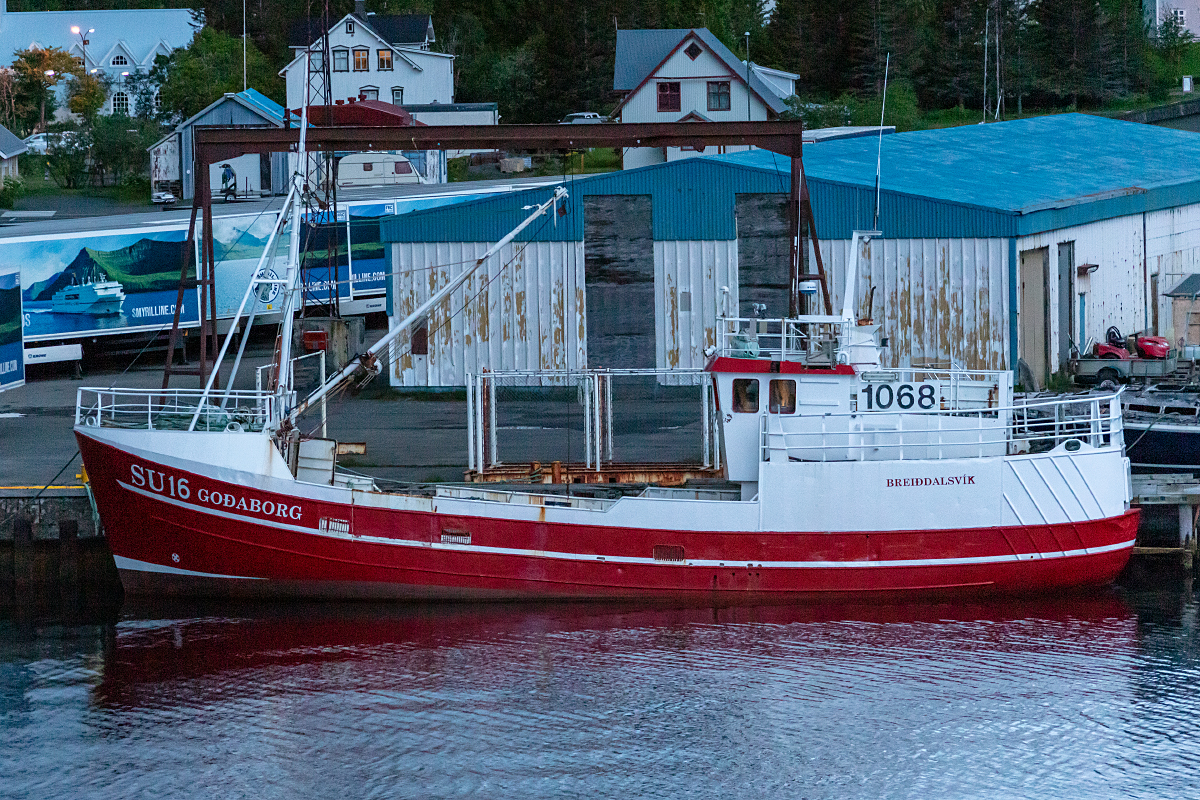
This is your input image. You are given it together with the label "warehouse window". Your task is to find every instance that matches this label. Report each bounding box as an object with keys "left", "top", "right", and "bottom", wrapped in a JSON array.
[
  {"left": 411, "top": 316, "right": 429, "bottom": 355},
  {"left": 353, "top": 48, "right": 369, "bottom": 71},
  {"left": 732, "top": 379, "right": 759, "bottom": 413},
  {"left": 707, "top": 81, "right": 731, "bottom": 111},
  {"left": 378, "top": 49, "right": 393, "bottom": 70},
  {"left": 657, "top": 82, "right": 681, "bottom": 112}
]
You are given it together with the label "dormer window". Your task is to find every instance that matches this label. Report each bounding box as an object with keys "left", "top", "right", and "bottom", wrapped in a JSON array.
[
  {"left": 111, "top": 54, "right": 128, "bottom": 66},
  {"left": 347, "top": 20, "right": 355, "bottom": 34}
]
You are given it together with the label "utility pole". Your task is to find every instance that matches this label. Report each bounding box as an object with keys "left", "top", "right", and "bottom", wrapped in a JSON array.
[
  {"left": 745, "top": 32, "right": 751, "bottom": 122},
  {"left": 243, "top": 0, "right": 247, "bottom": 92}
]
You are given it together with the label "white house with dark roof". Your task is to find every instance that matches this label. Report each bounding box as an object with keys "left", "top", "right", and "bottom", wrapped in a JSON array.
[
  {"left": 281, "top": 0, "right": 453, "bottom": 110},
  {"left": 0, "top": 0, "right": 194, "bottom": 121},
  {"left": 0, "top": 122, "right": 25, "bottom": 184},
  {"left": 611, "top": 28, "right": 797, "bottom": 169}
]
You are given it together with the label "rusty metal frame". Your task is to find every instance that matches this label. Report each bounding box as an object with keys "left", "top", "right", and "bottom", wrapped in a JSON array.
[{"left": 168, "top": 121, "right": 825, "bottom": 387}]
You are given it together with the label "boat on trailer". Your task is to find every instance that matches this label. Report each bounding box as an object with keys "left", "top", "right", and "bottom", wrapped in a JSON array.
[{"left": 74, "top": 114, "right": 1139, "bottom": 603}]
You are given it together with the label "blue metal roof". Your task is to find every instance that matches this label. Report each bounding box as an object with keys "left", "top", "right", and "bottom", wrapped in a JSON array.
[
  {"left": 723, "top": 113, "right": 1200, "bottom": 237},
  {"left": 380, "top": 114, "right": 1200, "bottom": 244},
  {"left": 380, "top": 158, "right": 793, "bottom": 243}
]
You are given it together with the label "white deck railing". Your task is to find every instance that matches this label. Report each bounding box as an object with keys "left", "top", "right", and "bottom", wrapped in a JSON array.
[
  {"left": 719, "top": 316, "right": 852, "bottom": 363},
  {"left": 761, "top": 391, "right": 1124, "bottom": 462},
  {"left": 75, "top": 387, "right": 277, "bottom": 432}
]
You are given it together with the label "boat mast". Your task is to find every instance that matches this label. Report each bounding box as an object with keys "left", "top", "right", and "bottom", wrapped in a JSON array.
[
  {"left": 276, "top": 61, "right": 312, "bottom": 414},
  {"left": 290, "top": 186, "right": 568, "bottom": 424}
]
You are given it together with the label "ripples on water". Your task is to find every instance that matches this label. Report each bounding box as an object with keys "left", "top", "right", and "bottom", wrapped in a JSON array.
[{"left": 3, "top": 590, "right": 1200, "bottom": 800}]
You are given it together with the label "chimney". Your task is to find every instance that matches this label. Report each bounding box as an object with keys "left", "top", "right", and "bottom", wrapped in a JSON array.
[{"left": 354, "top": 0, "right": 366, "bottom": 17}]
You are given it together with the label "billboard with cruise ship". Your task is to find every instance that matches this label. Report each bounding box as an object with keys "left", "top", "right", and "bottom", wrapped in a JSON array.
[{"left": 0, "top": 263, "right": 22, "bottom": 391}]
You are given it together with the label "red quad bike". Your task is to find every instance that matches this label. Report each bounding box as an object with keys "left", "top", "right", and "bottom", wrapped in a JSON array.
[{"left": 1095, "top": 325, "right": 1171, "bottom": 360}]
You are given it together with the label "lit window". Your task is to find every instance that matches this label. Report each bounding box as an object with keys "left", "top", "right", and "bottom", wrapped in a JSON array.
[
  {"left": 112, "top": 92, "right": 129, "bottom": 115},
  {"left": 707, "top": 81, "right": 731, "bottom": 111},
  {"left": 378, "top": 50, "right": 393, "bottom": 71},
  {"left": 360, "top": 87, "right": 378, "bottom": 101},
  {"left": 353, "top": 48, "right": 369, "bottom": 71},
  {"left": 769, "top": 380, "right": 796, "bottom": 414},
  {"left": 657, "top": 82, "right": 681, "bottom": 113},
  {"left": 391, "top": 87, "right": 403, "bottom": 104},
  {"left": 732, "top": 379, "right": 759, "bottom": 413},
  {"left": 333, "top": 49, "right": 349, "bottom": 72},
  {"left": 111, "top": 54, "right": 128, "bottom": 66}
]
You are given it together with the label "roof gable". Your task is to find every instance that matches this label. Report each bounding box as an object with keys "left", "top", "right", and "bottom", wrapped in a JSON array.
[
  {"left": 288, "top": 13, "right": 433, "bottom": 48},
  {"left": 612, "top": 28, "right": 785, "bottom": 116},
  {"left": 0, "top": 124, "right": 27, "bottom": 160}
]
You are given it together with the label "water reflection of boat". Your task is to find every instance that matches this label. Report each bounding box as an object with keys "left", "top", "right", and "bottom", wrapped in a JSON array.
[
  {"left": 48, "top": 268, "right": 125, "bottom": 316},
  {"left": 94, "top": 593, "right": 1134, "bottom": 704}
]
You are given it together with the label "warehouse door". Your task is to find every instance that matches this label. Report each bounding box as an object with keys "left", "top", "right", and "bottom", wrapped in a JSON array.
[
  {"left": 735, "top": 194, "right": 791, "bottom": 317},
  {"left": 584, "top": 196, "right": 654, "bottom": 368},
  {"left": 1020, "top": 247, "right": 1050, "bottom": 385},
  {"left": 1057, "top": 241, "right": 1075, "bottom": 366}
]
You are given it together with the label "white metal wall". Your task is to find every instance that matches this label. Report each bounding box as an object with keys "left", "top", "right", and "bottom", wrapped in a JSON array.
[
  {"left": 654, "top": 240, "right": 739, "bottom": 372},
  {"left": 1146, "top": 203, "right": 1200, "bottom": 342},
  {"left": 1017, "top": 215, "right": 1149, "bottom": 373},
  {"left": 389, "top": 240, "right": 586, "bottom": 387},
  {"left": 819, "top": 237, "right": 1010, "bottom": 371}
]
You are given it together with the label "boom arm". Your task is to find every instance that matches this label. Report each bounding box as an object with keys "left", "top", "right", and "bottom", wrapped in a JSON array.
[{"left": 289, "top": 186, "right": 568, "bottom": 424}]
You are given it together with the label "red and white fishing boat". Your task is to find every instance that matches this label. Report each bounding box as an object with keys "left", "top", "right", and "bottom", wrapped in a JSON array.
[{"left": 74, "top": 172, "right": 1139, "bottom": 600}]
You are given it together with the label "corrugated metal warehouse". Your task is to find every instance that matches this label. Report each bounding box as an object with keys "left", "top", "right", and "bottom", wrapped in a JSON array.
[{"left": 379, "top": 114, "right": 1200, "bottom": 387}]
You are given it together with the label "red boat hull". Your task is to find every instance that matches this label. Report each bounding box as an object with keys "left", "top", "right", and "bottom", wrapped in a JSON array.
[{"left": 77, "top": 430, "right": 1139, "bottom": 602}]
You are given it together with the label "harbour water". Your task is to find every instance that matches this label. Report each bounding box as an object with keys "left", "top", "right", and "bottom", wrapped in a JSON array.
[{"left": 3, "top": 588, "right": 1200, "bottom": 799}]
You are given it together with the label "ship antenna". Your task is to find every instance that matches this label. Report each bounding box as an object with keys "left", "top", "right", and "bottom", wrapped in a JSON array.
[{"left": 873, "top": 52, "right": 889, "bottom": 233}]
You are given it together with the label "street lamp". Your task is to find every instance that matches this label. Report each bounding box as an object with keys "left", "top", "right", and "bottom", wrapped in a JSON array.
[{"left": 70, "top": 26, "right": 93, "bottom": 72}]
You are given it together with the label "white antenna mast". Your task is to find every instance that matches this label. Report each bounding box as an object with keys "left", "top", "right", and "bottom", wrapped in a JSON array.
[{"left": 873, "top": 53, "right": 889, "bottom": 233}]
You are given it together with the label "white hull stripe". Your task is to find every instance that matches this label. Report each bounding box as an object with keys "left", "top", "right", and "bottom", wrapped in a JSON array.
[
  {"left": 114, "top": 554, "right": 265, "bottom": 580},
  {"left": 117, "top": 480, "right": 1135, "bottom": 570}
]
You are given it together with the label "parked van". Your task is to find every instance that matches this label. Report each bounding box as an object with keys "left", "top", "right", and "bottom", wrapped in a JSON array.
[{"left": 337, "top": 152, "right": 423, "bottom": 188}]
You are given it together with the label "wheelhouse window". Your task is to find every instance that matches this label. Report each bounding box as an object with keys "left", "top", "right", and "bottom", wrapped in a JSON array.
[
  {"left": 732, "top": 379, "right": 759, "bottom": 413},
  {"left": 657, "top": 82, "right": 681, "bottom": 112},
  {"left": 707, "top": 81, "right": 731, "bottom": 111},
  {"left": 769, "top": 380, "right": 796, "bottom": 414},
  {"left": 332, "top": 49, "right": 349, "bottom": 72},
  {"left": 353, "top": 48, "right": 369, "bottom": 71},
  {"left": 378, "top": 49, "right": 393, "bottom": 70}
]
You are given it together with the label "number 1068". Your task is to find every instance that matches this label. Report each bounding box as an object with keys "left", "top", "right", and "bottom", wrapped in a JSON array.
[{"left": 859, "top": 383, "right": 936, "bottom": 411}]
